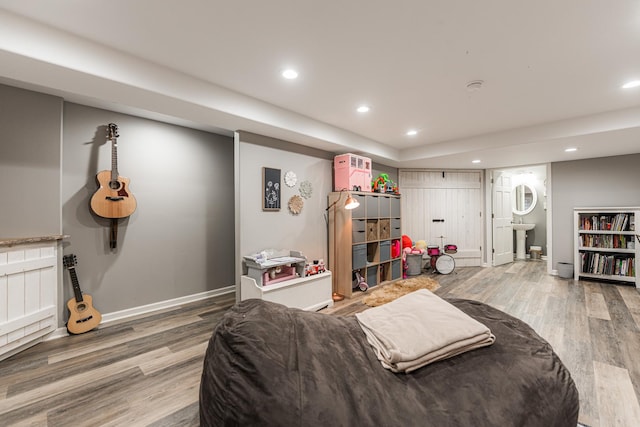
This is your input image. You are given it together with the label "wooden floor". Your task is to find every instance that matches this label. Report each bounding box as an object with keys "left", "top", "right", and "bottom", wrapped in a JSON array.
[{"left": 1, "top": 261, "right": 640, "bottom": 426}]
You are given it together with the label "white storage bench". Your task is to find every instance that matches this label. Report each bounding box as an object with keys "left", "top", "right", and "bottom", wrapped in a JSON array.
[{"left": 240, "top": 271, "right": 333, "bottom": 312}]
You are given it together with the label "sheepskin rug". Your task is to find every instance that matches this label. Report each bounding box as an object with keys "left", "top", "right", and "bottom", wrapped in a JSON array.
[{"left": 362, "top": 275, "right": 440, "bottom": 307}]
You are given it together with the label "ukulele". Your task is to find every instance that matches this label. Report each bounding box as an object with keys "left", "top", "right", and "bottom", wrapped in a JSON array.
[
  {"left": 63, "top": 254, "right": 102, "bottom": 334},
  {"left": 90, "top": 123, "right": 137, "bottom": 219}
]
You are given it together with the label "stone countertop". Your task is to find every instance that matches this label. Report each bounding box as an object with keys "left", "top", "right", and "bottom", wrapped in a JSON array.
[{"left": 0, "top": 234, "right": 69, "bottom": 247}]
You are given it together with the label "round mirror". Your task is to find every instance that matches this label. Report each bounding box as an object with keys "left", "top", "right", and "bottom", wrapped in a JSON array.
[{"left": 512, "top": 184, "right": 537, "bottom": 215}]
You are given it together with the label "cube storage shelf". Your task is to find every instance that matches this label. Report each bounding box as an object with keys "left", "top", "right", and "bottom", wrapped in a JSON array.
[
  {"left": 574, "top": 207, "right": 639, "bottom": 287},
  {"left": 328, "top": 192, "right": 402, "bottom": 298}
]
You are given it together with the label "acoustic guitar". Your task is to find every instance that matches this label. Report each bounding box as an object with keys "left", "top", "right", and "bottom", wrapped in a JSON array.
[
  {"left": 90, "top": 123, "right": 137, "bottom": 219},
  {"left": 63, "top": 254, "right": 102, "bottom": 334}
]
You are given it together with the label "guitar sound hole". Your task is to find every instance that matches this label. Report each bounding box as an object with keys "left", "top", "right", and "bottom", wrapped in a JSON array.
[
  {"left": 109, "top": 180, "right": 121, "bottom": 190},
  {"left": 77, "top": 303, "right": 87, "bottom": 311}
]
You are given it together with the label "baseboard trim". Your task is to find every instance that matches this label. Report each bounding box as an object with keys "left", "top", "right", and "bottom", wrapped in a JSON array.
[{"left": 45, "top": 286, "right": 235, "bottom": 341}]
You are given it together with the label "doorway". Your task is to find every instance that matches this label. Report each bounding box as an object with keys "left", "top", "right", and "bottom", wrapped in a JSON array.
[{"left": 489, "top": 164, "right": 550, "bottom": 269}]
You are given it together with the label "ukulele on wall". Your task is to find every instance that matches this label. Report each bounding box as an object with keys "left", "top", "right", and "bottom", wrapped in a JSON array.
[
  {"left": 90, "top": 123, "right": 137, "bottom": 248},
  {"left": 63, "top": 254, "right": 102, "bottom": 334}
]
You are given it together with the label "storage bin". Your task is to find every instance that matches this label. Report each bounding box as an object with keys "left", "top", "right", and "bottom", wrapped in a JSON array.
[
  {"left": 379, "top": 219, "right": 390, "bottom": 239},
  {"left": 391, "top": 218, "right": 401, "bottom": 238},
  {"left": 367, "top": 265, "right": 378, "bottom": 288},
  {"left": 366, "top": 220, "right": 378, "bottom": 241},
  {"left": 406, "top": 253, "right": 423, "bottom": 276},
  {"left": 380, "top": 240, "right": 391, "bottom": 261},
  {"left": 557, "top": 262, "right": 573, "bottom": 279},
  {"left": 379, "top": 196, "right": 391, "bottom": 217},
  {"left": 352, "top": 219, "right": 366, "bottom": 243},
  {"left": 366, "top": 195, "right": 379, "bottom": 217},
  {"left": 334, "top": 153, "right": 372, "bottom": 192},
  {"left": 390, "top": 198, "right": 401, "bottom": 217},
  {"left": 352, "top": 244, "right": 367, "bottom": 269},
  {"left": 392, "top": 259, "right": 401, "bottom": 279}
]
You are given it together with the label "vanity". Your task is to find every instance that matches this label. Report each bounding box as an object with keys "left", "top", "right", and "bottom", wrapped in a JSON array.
[{"left": 512, "top": 183, "right": 538, "bottom": 259}]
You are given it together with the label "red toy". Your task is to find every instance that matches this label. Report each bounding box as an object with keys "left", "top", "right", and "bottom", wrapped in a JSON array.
[{"left": 401, "top": 234, "right": 412, "bottom": 250}]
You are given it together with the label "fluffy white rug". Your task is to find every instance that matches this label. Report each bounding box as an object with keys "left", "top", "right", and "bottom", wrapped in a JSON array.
[{"left": 362, "top": 275, "right": 440, "bottom": 307}]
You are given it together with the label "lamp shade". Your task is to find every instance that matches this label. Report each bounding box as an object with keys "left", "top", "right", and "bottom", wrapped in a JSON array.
[{"left": 344, "top": 194, "right": 360, "bottom": 210}]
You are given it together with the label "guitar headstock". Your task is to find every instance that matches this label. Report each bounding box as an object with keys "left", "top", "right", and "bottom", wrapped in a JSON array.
[
  {"left": 106, "top": 123, "right": 119, "bottom": 141},
  {"left": 63, "top": 254, "right": 77, "bottom": 269}
]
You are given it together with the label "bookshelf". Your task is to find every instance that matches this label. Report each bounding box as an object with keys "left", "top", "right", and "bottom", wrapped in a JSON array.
[
  {"left": 574, "top": 207, "right": 639, "bottom": 287},
  {"left": 328, "top": 192, "right": 403, "bottom": 298}
]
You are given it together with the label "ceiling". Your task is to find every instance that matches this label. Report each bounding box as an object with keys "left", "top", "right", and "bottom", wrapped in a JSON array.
[{"left": 1, "top": 0, "right": 639, "bottom": 169}]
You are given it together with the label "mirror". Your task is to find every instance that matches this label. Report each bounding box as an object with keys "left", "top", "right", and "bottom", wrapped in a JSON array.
[{"left": 512, "top": 184, "right": 537, "bottom": 215}]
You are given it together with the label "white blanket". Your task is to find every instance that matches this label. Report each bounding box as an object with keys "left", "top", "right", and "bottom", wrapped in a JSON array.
[{"left": 355, "top": 289, "right": 495, "bottom": 373}]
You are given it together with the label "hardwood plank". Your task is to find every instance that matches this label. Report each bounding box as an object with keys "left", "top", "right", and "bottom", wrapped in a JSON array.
[
  {"left": 1, "top": 263, "right": 639, "bottom": 426},
  {"left": 0, "top": 348, "right": 171, "bottom": 414},
  {"left": 585, "top": 283, "right": 611, "bottom": 320},
  {"left": 594, "top": 361, "right": 640, "bottom": 427}
]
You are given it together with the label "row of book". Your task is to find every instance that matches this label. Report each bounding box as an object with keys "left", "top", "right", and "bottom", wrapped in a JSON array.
[
  {"left": 579, "top": 234, "right": 634, "bottom": 249},
  {"left": 580, "top": 252, "right": 635, "bottom": 277},
  {"left": 579, "top": 213, "right": 634, "bottom": 232}
]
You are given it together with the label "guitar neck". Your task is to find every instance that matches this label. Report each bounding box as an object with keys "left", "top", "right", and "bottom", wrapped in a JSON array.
[
  {"left": 68, "top": 267, "right": 84, "bottom": 302},
  {"left": 110, "top": 137, "right": 119, "bottom": 181}
]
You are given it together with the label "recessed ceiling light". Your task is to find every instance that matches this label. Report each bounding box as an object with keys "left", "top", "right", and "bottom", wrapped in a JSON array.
[
  {"left": 622, "top": 80, "right": 640, "bottom": 89},
  {"left": 282, "top": 69, "right": 298, "bottom": 79},
  {"left": 565, "top": 147, "right": 577, "bottom": 152},
  {"left": 356, "top": 105, "right": 370, "bottom": 113},
  {"left": 472, "top": 159, "right": 481, "bottom": 164},
  {"left": 406, "top": 130, "right": 418, "bottom": 136}
]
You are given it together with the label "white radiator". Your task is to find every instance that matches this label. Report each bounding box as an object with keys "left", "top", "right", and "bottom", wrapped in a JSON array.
[{"left": 0, "top": 242, "right": 58, "bottom": 361}]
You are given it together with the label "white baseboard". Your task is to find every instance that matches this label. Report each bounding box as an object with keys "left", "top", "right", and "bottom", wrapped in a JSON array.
[{"left": 45, "top": 286, "right": 235, "bottom": 341}]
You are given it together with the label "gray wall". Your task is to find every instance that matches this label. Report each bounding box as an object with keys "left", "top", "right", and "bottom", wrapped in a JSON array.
[
  {"left": 551, "top": 154, "right": 640, "bottom": 269},
  {"left": 62, "top": 103, "right": 235, "bottom": 314},
  {"left": 0, "top": 84, "right": 62, "bottom": 236}
]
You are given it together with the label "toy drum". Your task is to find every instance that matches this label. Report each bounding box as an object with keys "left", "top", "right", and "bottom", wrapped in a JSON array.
[
  {"left": 435, "top": 254, "right": 455, "bottom": 275},
  {"left": 444, "top": 244, "right": 458, "bottom": 254},
  {"left": 427, "top": 245, "right": 440, "bottom": 257}
]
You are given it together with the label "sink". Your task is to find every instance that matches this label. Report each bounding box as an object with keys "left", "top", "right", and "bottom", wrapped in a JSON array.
[
  {"left": 513, "top": 223, "right": 535, "bottom": 259},
  {"left": 513, "top": 223, "right": 535, "bottom": 231}
]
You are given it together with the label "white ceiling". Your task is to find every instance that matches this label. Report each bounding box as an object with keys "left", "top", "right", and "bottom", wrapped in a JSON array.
[{"left": 1, "top": 0, "right": 639, "bottom": 169}]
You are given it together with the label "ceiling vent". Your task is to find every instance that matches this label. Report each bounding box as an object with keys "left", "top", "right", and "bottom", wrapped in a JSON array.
[{"left": 466, "top": 80, "right": 484, "bottom": 92}]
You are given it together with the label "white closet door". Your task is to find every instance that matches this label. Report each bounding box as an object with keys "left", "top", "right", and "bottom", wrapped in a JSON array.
[{"left": 400, "top": 171, "right": 482, "bottom": 266}]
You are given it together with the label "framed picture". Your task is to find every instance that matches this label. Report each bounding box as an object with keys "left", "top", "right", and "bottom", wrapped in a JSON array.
[{"left": 262, "top": 167, "right": 281, "bottom": 211}]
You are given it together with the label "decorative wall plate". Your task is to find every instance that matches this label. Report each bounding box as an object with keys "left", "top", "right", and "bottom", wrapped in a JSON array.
[
  {"left": 284, "top": 170, "right": 297, "bottom": 187},
  {"left": 299, "top": 180, "right": 312, "bottom": 199},
  {"left": 288, "top": 195, "right": 304, "bottom": 215}
]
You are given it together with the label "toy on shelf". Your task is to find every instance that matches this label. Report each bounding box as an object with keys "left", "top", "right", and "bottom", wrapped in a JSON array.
[
  {"left": 243, "top": 249, "right": 307, "bottom": 286},
  {"left": 371, "top": 173, "right": 399, "bottom": 194},
  {"left": 334, "top": 153, "right": 372, "bottom": 192},
  {"left": 305, "top": 259, "right": 327, "bottom": 276}
]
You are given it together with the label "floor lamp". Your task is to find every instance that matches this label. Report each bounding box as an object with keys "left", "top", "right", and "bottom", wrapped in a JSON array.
[{"left": 327, "top": 189, "right": 360, "bottom": 302}]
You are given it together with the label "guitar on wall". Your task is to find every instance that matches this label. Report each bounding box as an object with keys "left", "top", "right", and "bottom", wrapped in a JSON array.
[
  {"left": 90, "top": 123, "right": 137, "bottom": 248},
  {"left": 63, "top": 254, "right": 102, "bottom": 334}
]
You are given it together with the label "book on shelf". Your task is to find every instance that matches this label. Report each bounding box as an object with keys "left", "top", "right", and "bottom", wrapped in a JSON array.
[
  {"left": 580, "top": 213, "right": 632, "bottom": 232},
  {"left": 580, "top": 251, "right": 634, "bottom": 277}
]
